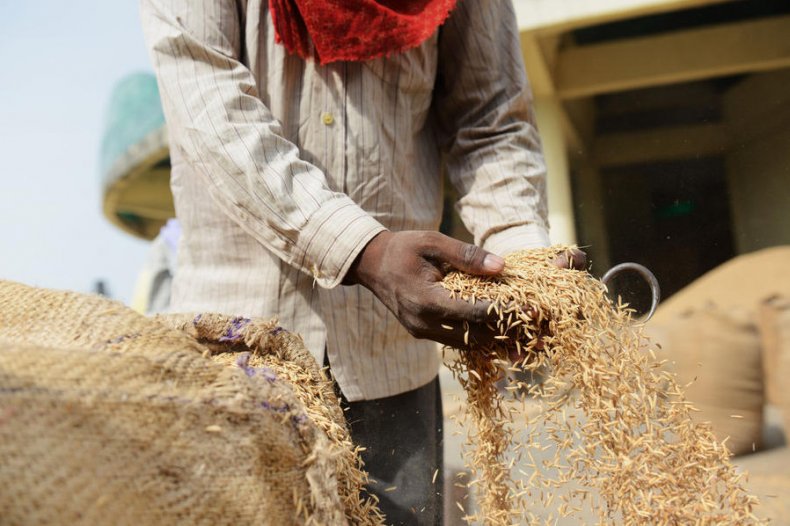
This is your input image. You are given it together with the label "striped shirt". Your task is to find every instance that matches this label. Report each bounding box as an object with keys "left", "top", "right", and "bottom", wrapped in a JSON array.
[{"left": 140, "top": 0, "right": 550, "bottom": 401}]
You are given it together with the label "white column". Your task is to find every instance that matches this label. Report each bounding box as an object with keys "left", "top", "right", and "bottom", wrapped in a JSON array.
[{"left": 534, "top": 98, "right": 577, "bottom": 245}]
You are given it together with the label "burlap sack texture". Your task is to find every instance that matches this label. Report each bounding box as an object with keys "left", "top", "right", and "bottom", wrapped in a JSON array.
[
  {"left": 650, "top": 245, "right": 790, "bottom": 323},
  {"left": 647, "top": 306, "right": 764, "bottom": 456},
  {"left": 757, "top": 295, "right": 790, "bottom": 433},
  {"left": 0, "top": 280, "right": 383, "bottom": 526},
  {"left": 645, "top": 246, "right": 790, "bottom": 457}
]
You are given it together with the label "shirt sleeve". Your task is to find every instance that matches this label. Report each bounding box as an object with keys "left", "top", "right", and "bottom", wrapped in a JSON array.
[
  {"left": 432, "top": 0, "right": 551, "bottom": 256},
  {"left": 139, "top": 0, "right": 386, "bottom": 288}
]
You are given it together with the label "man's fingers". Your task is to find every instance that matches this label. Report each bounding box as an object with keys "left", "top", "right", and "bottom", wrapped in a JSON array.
[
  {"left": 422, "top": 286, "right": 539, "bottom": 331},
  {"left": 554, "top": 248, "right": 587, "bottom": 270},
  {"left": 425, "top": 289, "right": 545, "bottom": 350},
  {"left": 427, "top": 233, "right": 504, "bottom": 276},
  {"left": 422, "top": 285, "right": 496, "bottom": 325},
  {"left": 432, "top": 320, "right": 498, "bottom": 349}
]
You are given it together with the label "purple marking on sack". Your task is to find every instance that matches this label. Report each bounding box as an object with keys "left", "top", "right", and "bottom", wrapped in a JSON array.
[
  {"left": 235, "top": 352, "right": 255, "bottom": 377},
  {"left": 234, "top": 353, "right": 277, "bottom": 380},
  {"left": 219, "top": 316, "right": 251, "bottom": 342},
  {"left": 271, "top": 326, "right": 285, "bottom": 335},
  {"left": 106, "top": 332, "right": 140, "bottom": 345},
  {"left": 235, "top": 352, "right": 250, "bottom": 368},
  {"left": 193, "top": 314, "right": 202, "bottom": 326},
  {"left": 260, "top": 400, "right": 290, "bottom": 413},
  {"left": 260, "top": 367, "right": 277, "bottom": 382},
  {"left": 232, "top": 317, "right": 251, "bottom": 329}
]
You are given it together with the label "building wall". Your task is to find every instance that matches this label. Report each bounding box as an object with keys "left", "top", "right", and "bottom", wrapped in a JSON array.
[
  {"left": 533, "top": 99, "right": 577, "bottom": 246},
  {"left": 724, "top": 69, "right": 790, "bottom": 254}
]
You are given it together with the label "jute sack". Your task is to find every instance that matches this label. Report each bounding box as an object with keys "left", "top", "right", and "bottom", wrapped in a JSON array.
[
  {"left": 158, "top": 312, "right": 383, "bottom": 525},
  {"left": 0, "top": 280, "right": 382, "bottom": 526},
  {"left": 756, "top": 295, "right": 790, "bottom": 433},
  {"left": 647, "top": 306, "right": 764, "bottom": 456},
  {"left": 650, "top": 245, "right": 790, "bottom": 324},
  {"left": 783, "top": 372, "right": 790, "bottom": 468},
  {"left": 772, "top": 302, "right": 790, "bottom": 439}
]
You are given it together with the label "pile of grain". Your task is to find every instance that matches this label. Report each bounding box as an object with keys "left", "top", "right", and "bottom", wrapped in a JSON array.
[
  {"left": 159, "top": 312, "right": 385, "bottom": 525},
  {"left": 441, "top": 246, "right": 761, "bottom": 525}
]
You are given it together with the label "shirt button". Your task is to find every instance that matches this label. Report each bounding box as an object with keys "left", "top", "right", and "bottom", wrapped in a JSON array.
[{"left": 321, "top": 112, "right": 334, "bottom": 126}]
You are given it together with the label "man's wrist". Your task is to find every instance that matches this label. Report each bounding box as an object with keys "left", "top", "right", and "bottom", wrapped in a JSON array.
[
  {"left": 482, "top": 223, "right": 550, "bottom": 257},
  {"left": 343, "top": 230, "right": 392, "bottom": 286}
]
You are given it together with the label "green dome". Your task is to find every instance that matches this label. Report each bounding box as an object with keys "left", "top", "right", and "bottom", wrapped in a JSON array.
[{"left": 100, "top": 72, "right": 174, "bottom": 240}]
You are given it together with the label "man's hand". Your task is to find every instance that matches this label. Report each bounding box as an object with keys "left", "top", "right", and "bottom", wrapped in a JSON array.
[
  {"left": 554, "top": 248, "right": 587, "bottom": 271},
  {"left": 509, "top": 246, "right": 587, "bottom": 361},
  {"left": 345, "top": 231, "right": 589, "bottom": 349},
  {"left": 345, "top": 231, "right": 504, "bottom": 348}
]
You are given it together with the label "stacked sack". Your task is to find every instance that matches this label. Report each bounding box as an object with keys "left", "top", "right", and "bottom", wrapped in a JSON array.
[
  {"left": 645, "top": 246, "right": 790, "bottom": 523},
  {"left": 757, "top": 295, "right": 790, "bottom": 439},
  {"left": 0, "top": 280, "right": 383, "bottom": 526}
]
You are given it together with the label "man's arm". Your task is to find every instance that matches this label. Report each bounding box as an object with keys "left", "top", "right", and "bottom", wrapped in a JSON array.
[
  {"left": 141, "top": 0, "right": 509, "bottom": 348},
  {"left": 140, "top": 0, "right": 385, "bottom": 288},
  {"left": 350, "top": 0, "right": 585, "bottom": 350},
  {"left": 432, "top": 0, "right": 551, "bottom": 256}
]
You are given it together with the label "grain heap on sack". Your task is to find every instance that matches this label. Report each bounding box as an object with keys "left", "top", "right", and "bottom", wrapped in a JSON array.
[
  {"left": 440, "top": 246, "right": 762, "bottom": 525},
  {"left": 159, "top": 312, "right": 385, "bottom": 526},
  {"left": 0, "top": 280, "right": 383, "bottom": 526}
]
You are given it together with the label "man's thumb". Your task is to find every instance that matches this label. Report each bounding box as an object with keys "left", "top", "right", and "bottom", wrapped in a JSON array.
[{"left": 441, "top": 237, "right": 504, "bottom": 276}]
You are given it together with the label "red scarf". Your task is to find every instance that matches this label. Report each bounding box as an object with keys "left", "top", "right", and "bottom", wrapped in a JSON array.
[{"left": 270, "top": 0, "right": 457, "bottom": 64}]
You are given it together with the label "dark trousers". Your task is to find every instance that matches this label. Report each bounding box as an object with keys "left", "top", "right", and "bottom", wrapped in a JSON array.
[{"left": 328, "top": 361, "right": 444, "bottom": 525}]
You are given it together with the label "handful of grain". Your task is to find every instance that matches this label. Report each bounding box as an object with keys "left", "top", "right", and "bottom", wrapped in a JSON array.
[{"left": 442, "top": 246, "right": 761, "bottom": 525}]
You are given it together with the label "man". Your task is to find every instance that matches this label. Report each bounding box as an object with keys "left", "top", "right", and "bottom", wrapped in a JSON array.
[{"left": 141, "top": 1, "right": 582, "bottom": 523}]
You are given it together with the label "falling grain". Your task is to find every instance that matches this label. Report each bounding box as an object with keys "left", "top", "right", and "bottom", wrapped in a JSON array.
[{"left": 441, "top": 246, "right": 761, "bottom": 525}]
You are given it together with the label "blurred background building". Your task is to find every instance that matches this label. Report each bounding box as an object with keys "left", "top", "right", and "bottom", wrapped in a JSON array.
[
  {"left": 513, "top": 0, "right": 790, "bottom": 299},
  {"left": 100, "top": 72, "right": 170, "bottom": 241}
]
